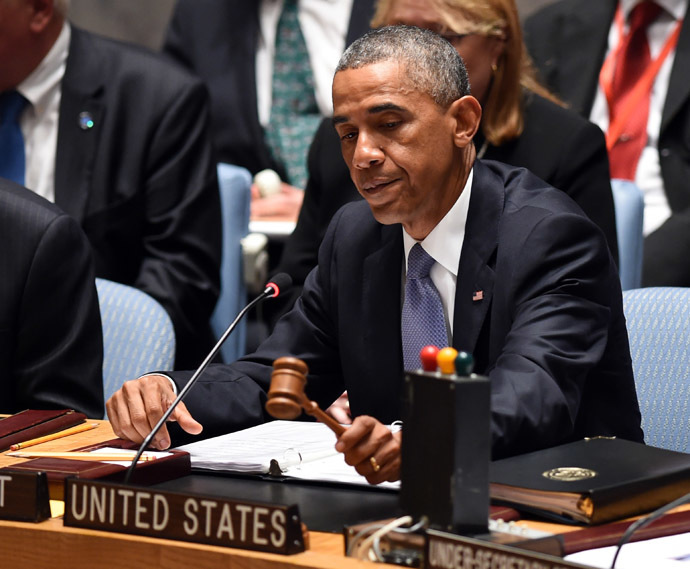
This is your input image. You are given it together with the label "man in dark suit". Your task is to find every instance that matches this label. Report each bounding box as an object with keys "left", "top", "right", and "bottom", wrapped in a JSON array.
[
  {"left": 524, "top": 0, "right": 690, "bottom": 286},
  {"left": 107, "top": 26, "right": 643, "bottom": 484},
  {"left": 0, "top": 0, "right": 221, "bottom": 369},
  {"left": 163, "top": 0, "right": 376, "bottom": 220},
  {"left": 163, "top": 0, "right": 376, "bottom": 180},
  {"left": 0, "top": 177, "right": 103, "bottom": 417}
]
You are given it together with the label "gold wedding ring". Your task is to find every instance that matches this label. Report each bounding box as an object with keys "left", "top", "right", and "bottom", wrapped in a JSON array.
[{"left": 369, "top": 456, "right": 381, "bottom": 472}]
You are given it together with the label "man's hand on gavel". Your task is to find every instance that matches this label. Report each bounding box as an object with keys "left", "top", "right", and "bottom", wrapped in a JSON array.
[
  {"left": 335, "top": 416, "right": 401, "bottom": 485},
  {"left": 106, "top": 374, "right": 203, "bottom": 450},
  {"left": 266, "top": 357, "right": 401, "bottom": 484}
]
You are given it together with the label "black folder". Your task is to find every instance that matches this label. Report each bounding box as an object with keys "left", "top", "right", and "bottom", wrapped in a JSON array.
[{"left": 490, "top": 438, "right": 690, "bottom": 524}]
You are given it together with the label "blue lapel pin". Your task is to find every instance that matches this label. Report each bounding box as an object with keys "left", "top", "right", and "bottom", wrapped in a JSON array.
[{"left": 78, "top": 111, "right": 94, "bottom": 130}]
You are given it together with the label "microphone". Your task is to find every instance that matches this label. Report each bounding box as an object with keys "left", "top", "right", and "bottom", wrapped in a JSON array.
[{"left": 122, "top": 273, "right": 293, "bottom": 483}]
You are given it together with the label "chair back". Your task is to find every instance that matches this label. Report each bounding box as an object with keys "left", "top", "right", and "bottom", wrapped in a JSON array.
[
  {"left": 611, "top": 179, "right": 644, "bottom": 290},
  {"left": 95, "top": 278, "right": 175, "bottom": 414},
  {"left": 212, "top": 163, "right": 252, "bottom": 362},
  {"left": 623, "top": 287, "right": 690, "bottom": 452}
]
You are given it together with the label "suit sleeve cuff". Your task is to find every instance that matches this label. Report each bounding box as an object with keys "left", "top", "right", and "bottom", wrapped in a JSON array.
[{"left": 138, "top": 373, "right": 178, "bottom": 396}]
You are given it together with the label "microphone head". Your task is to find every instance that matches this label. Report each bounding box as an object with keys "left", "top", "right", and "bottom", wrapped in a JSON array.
[{"left": 265, "top": 273, "right": 292, "bottom": 298}]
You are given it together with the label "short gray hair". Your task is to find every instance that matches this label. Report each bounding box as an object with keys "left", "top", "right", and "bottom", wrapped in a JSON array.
[{"left": 336, "top": 25, "right": 470, "bottom": 108}]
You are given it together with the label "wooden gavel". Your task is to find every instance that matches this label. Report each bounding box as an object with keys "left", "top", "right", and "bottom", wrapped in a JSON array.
[{"left": 265, "top": 357, "right": 345, "bottom": 436}]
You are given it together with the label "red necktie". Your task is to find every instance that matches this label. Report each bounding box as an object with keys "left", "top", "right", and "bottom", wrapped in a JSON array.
[{"left": 608, "top": 1, "right": 662, "bottom": 180}]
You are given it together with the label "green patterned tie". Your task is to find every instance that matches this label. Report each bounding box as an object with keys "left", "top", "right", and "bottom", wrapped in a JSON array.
[{"left": 265, "top": 0, "right": 321, "bottom": 189}]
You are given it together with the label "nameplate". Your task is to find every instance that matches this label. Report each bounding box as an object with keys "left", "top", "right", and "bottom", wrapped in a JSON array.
[
  {"left": 64, "top": 478, "right": 305, "bottom": 554},
  {"left": 426, "top": 529, "right": 591, "bottom": 569},
  {"left": 0, "top": 470, "right": 51, "bottom": 522}
]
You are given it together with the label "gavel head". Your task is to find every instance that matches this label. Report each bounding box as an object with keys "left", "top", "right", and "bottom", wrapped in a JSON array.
[{"left": 265, "top": 357, "right": 309, "bottom": 420}]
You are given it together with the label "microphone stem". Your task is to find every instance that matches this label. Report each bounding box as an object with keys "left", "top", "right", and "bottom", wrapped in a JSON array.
[
  {"left": 610, "top": 490, "right": 690, "bottom": 568},
  {"left": 123, "top": 289, "right": 271, "bottom": 484}
]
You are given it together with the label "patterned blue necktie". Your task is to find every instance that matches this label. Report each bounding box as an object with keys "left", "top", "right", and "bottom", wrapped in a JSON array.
[
  {"left": 401, "top": 244, "right": 449, "bottom": 370},
  {"left": 0, "top": 90, "right": 28, "bottom": 186}
]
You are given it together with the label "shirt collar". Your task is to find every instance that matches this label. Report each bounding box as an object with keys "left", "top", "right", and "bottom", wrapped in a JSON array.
[
  {"left": 402, "top": 167, "right": 474, "bottom": 276},
  {"left": 18, "top": 22, "right": 70, "bottom": 115},
  {"left": 620, "top": 0, "right": 687, "bottom": 21}
]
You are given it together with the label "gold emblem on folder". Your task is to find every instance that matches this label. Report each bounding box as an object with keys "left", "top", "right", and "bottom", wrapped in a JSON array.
[{"left": 542, "top": 467, "right": 597, "bottom": 481}]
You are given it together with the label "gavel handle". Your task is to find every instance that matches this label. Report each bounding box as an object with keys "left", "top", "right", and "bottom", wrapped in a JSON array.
[{"left": 302, "top": 400, "right": 346, "bottom": 436}]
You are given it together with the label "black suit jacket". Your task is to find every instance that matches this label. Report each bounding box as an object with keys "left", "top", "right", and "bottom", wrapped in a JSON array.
[
  {"left": 524, "top": 0, "right": 690, "bottom": 286},
  {"left": 0, "top": 178, "right": 104, "bottom": 417},
  {"left": 170, "top": 161, "right": 643, "bottom": 458},
  {"left": 163, "top": 0, "right": 376, "bottom": 178},
  {"left": 279, "top": 92, "right": 618, "bottom": 288},
  {"left": 55, "top": 28, "right": 222, "bottom": 368}
]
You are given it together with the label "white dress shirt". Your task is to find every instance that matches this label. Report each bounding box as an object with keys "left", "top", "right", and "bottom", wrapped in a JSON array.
[
  {"left": 256, "top": 0, "right": 354, "bottom": 126},
  {"left": 402, "top": 169, "right": 474, "bottom": 341},
  {"left": 589, "top": 0, "right": 687, "bottom": 235},
  {"left": 17, "top": 22, "right": 71, "bottom": 203}
]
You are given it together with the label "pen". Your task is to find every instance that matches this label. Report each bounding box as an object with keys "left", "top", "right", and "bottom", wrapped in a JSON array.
[
  {"left": 9, "top": 422, "right": 100, "bottom": 451},
  {"left": 7, "top": 451, "right": 156, "bottom": 462}
]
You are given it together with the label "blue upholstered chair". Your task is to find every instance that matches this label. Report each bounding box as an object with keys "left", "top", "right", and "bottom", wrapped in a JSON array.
[
  {"left": 623, "top": 287, "right": 690, "bottom": 452},
  {"left": 95, "top": 278, "right": 175, "bottom": 414},
  {"left": 212, "top": 163, "right": 252, "bottom": 363},
  {"left": 611, "top": 179, "right": 644, "bottom": 290}
]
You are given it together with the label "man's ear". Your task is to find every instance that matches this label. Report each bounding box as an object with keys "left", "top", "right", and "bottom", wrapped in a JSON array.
[
  {"left": 28, "top": 0, "right": 57, "bottom": 34},
  {"left": 449, "top": 96, "right": 482, "bottom": 148}
]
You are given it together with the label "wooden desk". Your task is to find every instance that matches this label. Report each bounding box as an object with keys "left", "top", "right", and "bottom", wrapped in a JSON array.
[
  {"left": 0, "top": 420, "right": 396, "bottom": 569},
  {"left": 0, "top": 517, "right": 368, "bottom": 569},
  {"left": 0, "top": 419, "right": 115, "bottom": 466}
]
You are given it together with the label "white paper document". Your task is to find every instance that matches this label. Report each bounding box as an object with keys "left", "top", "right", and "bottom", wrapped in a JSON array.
[{"left": 176, "top": 420, "right": 400, "bottom": 490}]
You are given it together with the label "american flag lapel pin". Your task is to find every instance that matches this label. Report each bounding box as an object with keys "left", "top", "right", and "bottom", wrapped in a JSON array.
[{"left": 472, "top": 290, "right": 484, "bottom": 302}]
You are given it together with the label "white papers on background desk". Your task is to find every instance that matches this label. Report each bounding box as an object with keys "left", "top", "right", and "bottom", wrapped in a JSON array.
[
  {"left": 175, "top": 420, "right": 400, "bottom": 490},
  {"left": 248, "top": 220, "right": 296, "bottom": 238},
  {"left": 565, "top": 532, "right": 690, "bottom": 568}
]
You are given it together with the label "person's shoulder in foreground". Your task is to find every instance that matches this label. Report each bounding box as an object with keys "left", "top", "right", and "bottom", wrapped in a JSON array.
[{"left": 0, "top": 178, "right": 104, "bottom": 417}]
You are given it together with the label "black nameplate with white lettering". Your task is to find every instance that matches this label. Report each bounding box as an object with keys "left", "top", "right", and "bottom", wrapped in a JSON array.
[
  {"left": 64, "top": 478, "right": 305, "bottom": 554},
  {"left": 0, "top": 470, "right": 51, "bottom": 522},
  {"left": 426, "top": 530, "right": 590, "bottom": 569}
]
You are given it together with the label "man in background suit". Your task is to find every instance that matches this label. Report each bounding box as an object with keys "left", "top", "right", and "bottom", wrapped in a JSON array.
[
  {"left": 0, "top": 177, "right": 103, "bottom": 418},
  {"left": 524, "top": 0, "right": 690, "bottom": 286},
  {"left": 163, "top": 0, "right": 376, "bottom": 219},
  {"left": 107, "top": 27, "right": 642, "bottom": 484},
  {"left": 0, "top": 0, "right": 222, "bottom": 368}
]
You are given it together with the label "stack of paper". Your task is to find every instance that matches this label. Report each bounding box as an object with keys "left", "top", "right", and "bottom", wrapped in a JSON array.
[{"left": 176, "top": 420, "right": 400, "bottom": 490}]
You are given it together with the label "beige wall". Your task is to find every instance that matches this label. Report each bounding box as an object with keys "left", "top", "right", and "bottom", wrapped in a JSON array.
[
  {"left": 68, "top": 0, "right": 558, "bottom": 51},
  {"left": 69, "top": 0, "right": 176, "bottom": 50}
]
